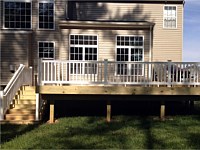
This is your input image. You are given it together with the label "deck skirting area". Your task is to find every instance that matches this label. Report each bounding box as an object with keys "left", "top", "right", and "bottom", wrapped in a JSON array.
[{"left": 38, "top": 85, "right": 200, "bottom": 123}]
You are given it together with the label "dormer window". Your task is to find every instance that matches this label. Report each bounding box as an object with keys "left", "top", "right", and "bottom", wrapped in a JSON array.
[{"left": 163, "top": 6, "right": 177, "bottom": 29}]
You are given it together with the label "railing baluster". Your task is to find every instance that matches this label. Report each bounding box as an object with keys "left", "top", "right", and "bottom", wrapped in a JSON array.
[
  {"left": 43, "top": 62, "right": 45, "bottom": 82},
  {"left": 62, "top": 62, "right": 64, "bottom": 82},
  {"left": 37, "top": 60, "right": 200, "bottom": 86},
  {"left": 104, "top": 59, "right": 108, "bottom": 84},
  {"left": 47, "top": 61, "right": 49, "bottom": 82}
]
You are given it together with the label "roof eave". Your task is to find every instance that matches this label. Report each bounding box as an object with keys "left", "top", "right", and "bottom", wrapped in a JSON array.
[{"left": 59, "top": 20, "right": 155, "bottom": 30}]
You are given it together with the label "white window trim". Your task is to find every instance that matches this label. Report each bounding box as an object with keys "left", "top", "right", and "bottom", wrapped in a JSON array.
[
  {"left": 115, "top": 35, "right": 144, "bottom": 76},
  {"left": 38, "top": 0, "right": 55, "bottom": 30},
  {"left": 38, "top": 41, "right": 55, "bottom": 60},
  {"left": 69, "top": 34, "right": 99, "bottom": 61},
  {"left": 3, "top": 0, "right": 32, "bottom": 29},
  {"left": 69, "top": 34, "right": 99, "bottom": 75},
  {"left": 163, "top": 5, "right": 177, "bottom": 29}
]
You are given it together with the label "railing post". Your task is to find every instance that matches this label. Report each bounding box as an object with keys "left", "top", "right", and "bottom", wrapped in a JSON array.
[
  {"left": 167, "top": 60, "right": 172, "bottom": 87},
  {"left": 35, "top": 59, "right": 42, "bottom": 121},
  {"left": 148, "top": 63, "right": 152, "bottom": 84},
  {"left": 29, "top": 66, "right": 33, "bottom": 86},
  {"left": 0, "top": 91, "right": 4, "bottom": 120},
  {"left": 104, "top": 59, "right": 108, "bottom": 84},
  {"left": 38, "top": 59, "right": 42, "bottom": 86},
  {"left": 35, "top": 93, "right": 40, "bottom": 121}
]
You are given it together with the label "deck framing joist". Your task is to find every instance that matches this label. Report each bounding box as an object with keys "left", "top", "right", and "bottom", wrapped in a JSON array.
[{"left": 38, "top": 85, "right": 200, "bottom": 96}]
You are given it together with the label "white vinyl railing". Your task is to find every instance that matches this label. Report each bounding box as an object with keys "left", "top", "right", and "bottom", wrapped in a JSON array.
[
  {"left": 39, "top": 60, "right": 200, "bottom": 86},
  {"left": 0, "top": 64, "right": 33, "bottom": 120}
]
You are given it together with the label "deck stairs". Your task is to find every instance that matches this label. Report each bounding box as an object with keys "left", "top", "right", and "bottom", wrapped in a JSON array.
[{"left": 3, "top": 86, "right": 37, "bottom": 124}]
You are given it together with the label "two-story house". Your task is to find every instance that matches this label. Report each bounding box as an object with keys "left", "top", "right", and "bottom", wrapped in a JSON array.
[
  {"left": 4, "top": 0, "right": 200, "bottom": 124},
  {"left": 1, "top": 0, "right": 184, "bottom": 86}
]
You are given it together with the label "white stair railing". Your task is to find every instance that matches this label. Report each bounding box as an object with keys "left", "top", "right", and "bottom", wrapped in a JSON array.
[{"left": 0, "top": 64, "right": 32, "bottom": 120}]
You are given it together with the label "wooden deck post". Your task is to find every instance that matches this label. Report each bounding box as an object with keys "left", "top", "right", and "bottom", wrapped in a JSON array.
[
  {"left": 189, "top": 100, "right": 194, "bottom": 114},
  {"left": 106, "top": 101, "right": 111, "bottom": 122},
  {"left": 50, "top": 100, "right": 55, "bottom": 123},
  {"left": 160, "top": 101, "right": 165, "bottom": 120}
]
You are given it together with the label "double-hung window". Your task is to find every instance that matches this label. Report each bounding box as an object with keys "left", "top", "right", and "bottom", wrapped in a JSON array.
[
  {"left": 38, "top": 41, "right": 55, "bottom": 59},
  {"left": 163, "top": 6, "right": 177, "bottom": 28},
  {"left": 39, "top": 0, "right": 54, "bottom": 29},
  {"left": 69, "top": 35, "right": 98, "bottom": 74},
  {"left": 116, "top": 35, "right": 144, "bottom": 76},
  {"left": 4, "top": 0, "right": 32, "bottom": 29}
]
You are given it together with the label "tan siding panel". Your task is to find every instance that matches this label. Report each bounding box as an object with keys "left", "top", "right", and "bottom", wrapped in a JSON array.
[
  {"left": 0, "top": 1, "right": 183, "bottom": 84},
  {"left": 1, "top": 33, "right": 29, "bottom": 85},
  {"left": 76, "top": 2, "right": 183, "bottom": 61}
]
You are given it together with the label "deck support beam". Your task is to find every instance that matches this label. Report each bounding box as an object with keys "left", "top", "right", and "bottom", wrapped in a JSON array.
[
  {"left": 189, "top": 100, "right": 194, "bottom": 114},
  {"left": 160, "top": 101, "right": 165, "bottom": 120},
  {"left": 50, "top": 100, "right": 55, "bottom": 123},
  {"left": 106, "top": 101, "right": 111, "bottom": 122}
]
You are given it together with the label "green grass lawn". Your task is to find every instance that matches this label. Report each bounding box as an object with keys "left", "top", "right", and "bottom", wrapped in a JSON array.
[{"left": 1, "top": 115, "right": 200, "bottom": 149}]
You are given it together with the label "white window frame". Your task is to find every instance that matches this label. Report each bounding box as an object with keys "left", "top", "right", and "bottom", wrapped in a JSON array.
[
  {"left": 163, "top": 5, "right": 177, "bottom": 29},
  {"left": 38, "top": 0, "right": 55, "bottom": 30},
  {"left": 3, "top": 0, "right": 32, "bottom": 29},
  {"left": 69, "top": 34, "right": 98, "bottom": 75},
  {"left": 115, "top": 35, "right": 144, "bottom": 76},
  {"left": 38, "top": 41, "right": 55, "bottom": 60}
]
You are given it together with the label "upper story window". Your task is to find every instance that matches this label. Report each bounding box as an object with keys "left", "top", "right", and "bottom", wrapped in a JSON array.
[
  {"left": 163, "top": 6, "right": 177, "bottom": 29},
  {"left": 39, "top": 0, "right": 54, "bottom": 29},
  {"left": 4, "top": 1, "right": 32, "bottom": 29},
  {"left": 38, "top": 41, "right": 55, "bottom": 59}
]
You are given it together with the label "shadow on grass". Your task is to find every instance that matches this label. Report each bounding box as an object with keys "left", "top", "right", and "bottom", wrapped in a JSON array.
[
  {"left": 50, "top": 117, "right": 133, "bottom": 149},
  {"left": 1, "top": 116, "right": 200, "bottom": 149},
  {"left": 0, "top": 123, "right": 39, "bottom": 145},
  {"left": 188, "top": 133, "right": 200, "bottom": 149}
]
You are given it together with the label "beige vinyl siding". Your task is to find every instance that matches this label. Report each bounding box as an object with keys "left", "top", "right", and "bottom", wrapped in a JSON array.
[
  {"left": 0, "top": 33, "right": 29, "bottom": 85},
  {"left": 31, "top": 0, "right": 66, "bottom": 73},
  {"left": 60, "top": 29, "right": 150, "bottom": 62},
  {"left": 0, "top": 1, "right": 183, "bottom": 85},
  {"left": 75, "top": 2, "right": 183, "bottom": 62}
]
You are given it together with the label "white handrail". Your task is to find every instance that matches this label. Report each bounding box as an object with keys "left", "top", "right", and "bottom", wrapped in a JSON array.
[
  {"left": 0, "top": 64, "right": 33, "bottom": 120},
  {"left": 39, "top": 60, "right": 200, "bottom": 86},
  {"left": 3, "top": 64, "right": 24, "bottom": 94}
]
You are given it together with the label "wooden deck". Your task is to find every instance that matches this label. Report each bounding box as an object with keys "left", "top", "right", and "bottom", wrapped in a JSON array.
[
  {"left": 37, "top": 60, "right": 200, "bottom": 123},
  {"left": 38, "top": 85, "right": 200, "bottom": 96},
  {"left": 38, "top": 85, "right": 200, "bottom": 123}
]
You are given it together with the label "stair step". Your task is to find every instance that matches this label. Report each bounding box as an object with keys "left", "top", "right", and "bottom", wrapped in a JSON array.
[
  {"left": 22, "top": 86, "right": 35, "bottom": 91},
  {"left": 20, "top": 95, "right": 36, "bottom": 99},
  {"left": 16, "top": 100, "right": 36, "bottom": 105},
  {"left": 6, "top": 114, "right": 35, "bottom": 121},
  {"left": 0, "top": 120, "right": 39, "bottom": 124},
  {"left": 13, "top": 104, "right": 36, "bottom": 109},
  {"left": 4, "top": 86, "right": 39, "bottom": 124},
  {"left": 8, "top": 109, "right": 35, "bottom": 114},
  {"left": 21, "top": 91, "right": 36, "bottom": 95}
]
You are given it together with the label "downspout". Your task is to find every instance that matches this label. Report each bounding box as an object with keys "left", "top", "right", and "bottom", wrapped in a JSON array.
[
  {"left": 182, "top": 1, "right": 184, "bottom": 62},
  {"left": 148, "top": 25, "right": 153, "bottom": 84},
  {"left": 149, "top": 25, "right": 153, "bottom": 62},
  {"left": 65, "top": 0, "right": 69, "bottom": 20}
]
